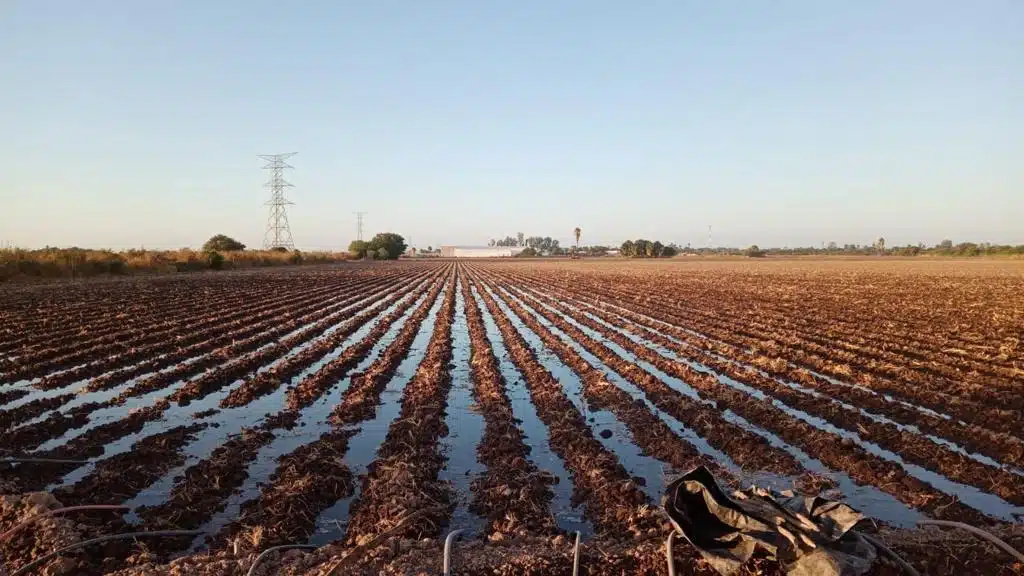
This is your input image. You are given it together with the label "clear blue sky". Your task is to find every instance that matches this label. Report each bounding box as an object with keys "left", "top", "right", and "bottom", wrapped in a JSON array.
[{"left": 2, "top": 1, "right": 1021, "bottom": 250}]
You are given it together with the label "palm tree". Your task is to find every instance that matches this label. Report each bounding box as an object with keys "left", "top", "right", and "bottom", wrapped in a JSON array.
[{"left": 574, "top": 227, "right": 581, "bottom": 258}]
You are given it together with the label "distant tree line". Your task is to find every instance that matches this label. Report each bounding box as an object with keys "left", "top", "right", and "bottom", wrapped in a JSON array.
[
  {"left": 348, "top": 233, "right": 408, "bottom": 260},
  {"left": 619, "top": 239, "right": 679, "bottom": 258},
  {"left": 693, "top": 239, "right": 1024, "bottom": 258},
  {"left": 488, "top": 233, "right": 566, "bottom": 255},
  {"left": 484, "top": 232, "right": 1024, "bottom": 260}
]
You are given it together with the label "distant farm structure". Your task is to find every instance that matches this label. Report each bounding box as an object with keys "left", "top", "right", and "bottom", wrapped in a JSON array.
[{"left": 439, "top": 245, "right": 524, "bottom": 258}]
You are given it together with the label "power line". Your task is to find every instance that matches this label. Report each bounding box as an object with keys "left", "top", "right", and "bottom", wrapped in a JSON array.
[
  {"left": 353, "top": 212, "right": 367, "bottom": 242},
  {"left": 259, "top": 153, "right": 297, "bottom": 250}
]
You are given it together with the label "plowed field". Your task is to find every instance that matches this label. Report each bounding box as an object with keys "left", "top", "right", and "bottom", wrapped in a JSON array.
[{"left": 1, "top": 259, "right": 1022, "bottom": 575}]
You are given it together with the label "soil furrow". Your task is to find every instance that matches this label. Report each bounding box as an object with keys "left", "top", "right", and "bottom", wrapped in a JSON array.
[
  {"left": 466, "top": 270, "right": 661, "bottom": 538},
  {"left": 342, "top": 270, "right": 459, "bottom": 544},
  {"left": 460, "top": 274, "right": 560, "bottom": 538},
  {"left": 210, "top": 266, "right": 451, "bottom": 551},
  {"left": 483, "top": 272, "right": 802, "bottom": 477},
  {"left": 507, "top": 278, "right": 1024, "bottom": 504}
]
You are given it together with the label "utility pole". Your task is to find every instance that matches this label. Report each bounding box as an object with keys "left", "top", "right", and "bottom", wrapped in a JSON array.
[
  {"left": 259, "top": 153, "right": 297, "bottom": 250},
  {"left": 353, "top": 212, "right": 367, "bottom": 242}
]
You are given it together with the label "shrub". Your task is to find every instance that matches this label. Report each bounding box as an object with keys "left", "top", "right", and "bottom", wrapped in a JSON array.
[
  {"left": 745, "top": 245, "right": 767, "bottom": 258},
  {"left": 202, "top": 234, "right": 246, "bottom": 252},
  {"left": 206, "top": 251, "right": 225, "bottom": 270},
  {"left": 348, "top": 240, "right": 369, "bottom": 259},
  {"left": 367, "top": 233, "right": 407, "bottom": 260}
]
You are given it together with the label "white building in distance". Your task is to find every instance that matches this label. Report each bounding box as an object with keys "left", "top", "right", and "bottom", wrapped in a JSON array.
[{"left": 439, "top": 246, "right": 524, "bottom": 258}]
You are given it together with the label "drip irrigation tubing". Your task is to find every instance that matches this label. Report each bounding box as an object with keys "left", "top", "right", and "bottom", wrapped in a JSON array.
[
  {"left": 0, "top": 505, "right": 128, "bottom": 543},
  {"left": 7, "top": 530, "right": 202, "bottom": 576},
  {"left": 245, "top": 544, "right": 318, "bottom": 576},
  {"left": 917, "top": 519, "right": 1024, "bottom": 564},
  {"left": 443, "top": 530, "right": 463, "bottom": 576}
]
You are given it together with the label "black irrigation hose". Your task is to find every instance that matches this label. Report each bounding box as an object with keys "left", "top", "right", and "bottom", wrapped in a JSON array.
[
  {"left": 860, "top": 533, "right": 921, "bottom": 576},
  {"left": 918, "top": 520, "right": 1024, "bottom": 564},
  {"left": 8, "top": 530, "right": 202, "bottom": 576}
]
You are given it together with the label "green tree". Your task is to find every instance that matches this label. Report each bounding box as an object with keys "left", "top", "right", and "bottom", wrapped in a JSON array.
[
  {"left": 348, "top": 240, "right": 369, "bottom": 259},
  {"left": 745, "top": 245, "right": 767, "bottom": 258},
  {"left": 620, "top": 240, "right": 635, "bottom": 257},
  {"left": 202, "top": 234, "right": 245, "bottom": 252},
  {"left": 367, "top": 233, "right": 407, "bottom": 260},
  {"left": 206, "top": 251, "right": 225, "bottom": 270}
]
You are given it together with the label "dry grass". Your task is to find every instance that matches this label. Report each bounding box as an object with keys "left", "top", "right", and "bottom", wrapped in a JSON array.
[{"left": 0, "top": 247, "right": 350, "bottom": 281}]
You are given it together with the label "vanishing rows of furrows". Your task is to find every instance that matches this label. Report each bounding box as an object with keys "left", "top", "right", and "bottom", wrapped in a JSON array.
[
  {"left": 659, "top": 277, "right": 1024, "bottom": 411},
  {"left": 552, "top": 265, "right": 1022, "bottom": 384},
  {"left": 477, "top": 264, "right": 1015, "bottom": 527},
  {"left": 522, "top": 266, "right": 1024, "bottom": 439},
  {"left": 0, "top": 267, "right": 437, "bottom": 457},
  {"left": 678, "top": 283, "right": 1022, "bottom": 399},
  {"left": 662, "top": 267, "right": 1022, "bottom": 354},
  {"left": 495, "top": 270, "right": 1024, "bottom": 493},
  {"left": 475, "top": 271, "right": 802, "bottom": 476},
  {"left": 0, "top": 268, "right": 384, "bottom": 360},
  {"left": 0, "top": 266, "right": 449, "bottom": 498},
  {"left": 201, "top": 268, "right": 451, "bottom": 553},
  {"left": 676, "top": 271, "right": 1022, "bottom": 368},
  {"left": 130, "top": 269, "right": 451, "bottom": 558},
  {"left": 0, "top": 266, "right": 413, "bottom": 387},
  {"left": 0, "top": 277, "right": 305, "bottom": 380},
  {"left": 458, "top": 275, "right": 560, "bottom": 539},
  {"left": 464, "top": 270, "right": 664, "bottom": 538},
  {"left": 0, "top": 268, "right": 407, "bottom": 428},
  {"left": 1, "top": 265, "right": 453, "bottom": 572},
  {"left": 339, "top": 270, "right": 460, "bottom": 545}
]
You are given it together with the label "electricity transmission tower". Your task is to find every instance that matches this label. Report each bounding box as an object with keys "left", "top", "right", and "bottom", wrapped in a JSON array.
[
  {"left": 260, "top": 153, "right": 297, "bottom": 250},
  {"left": 354, "top": 212, "right": 367, "bottom": 242}
]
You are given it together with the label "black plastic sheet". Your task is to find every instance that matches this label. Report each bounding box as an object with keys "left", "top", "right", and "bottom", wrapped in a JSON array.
[{"left": 663, "top": 466, "right": 877, "bottom": 575}]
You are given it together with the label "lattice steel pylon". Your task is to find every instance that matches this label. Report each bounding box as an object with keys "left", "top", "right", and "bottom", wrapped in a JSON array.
[{"left": 259, "top": 153, "right": 297, "bottom": 250}]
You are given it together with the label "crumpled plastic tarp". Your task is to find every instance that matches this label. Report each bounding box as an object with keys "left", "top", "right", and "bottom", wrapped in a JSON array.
[{"left": 662, "top": 466, "right": 877, "bottom": 575}]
